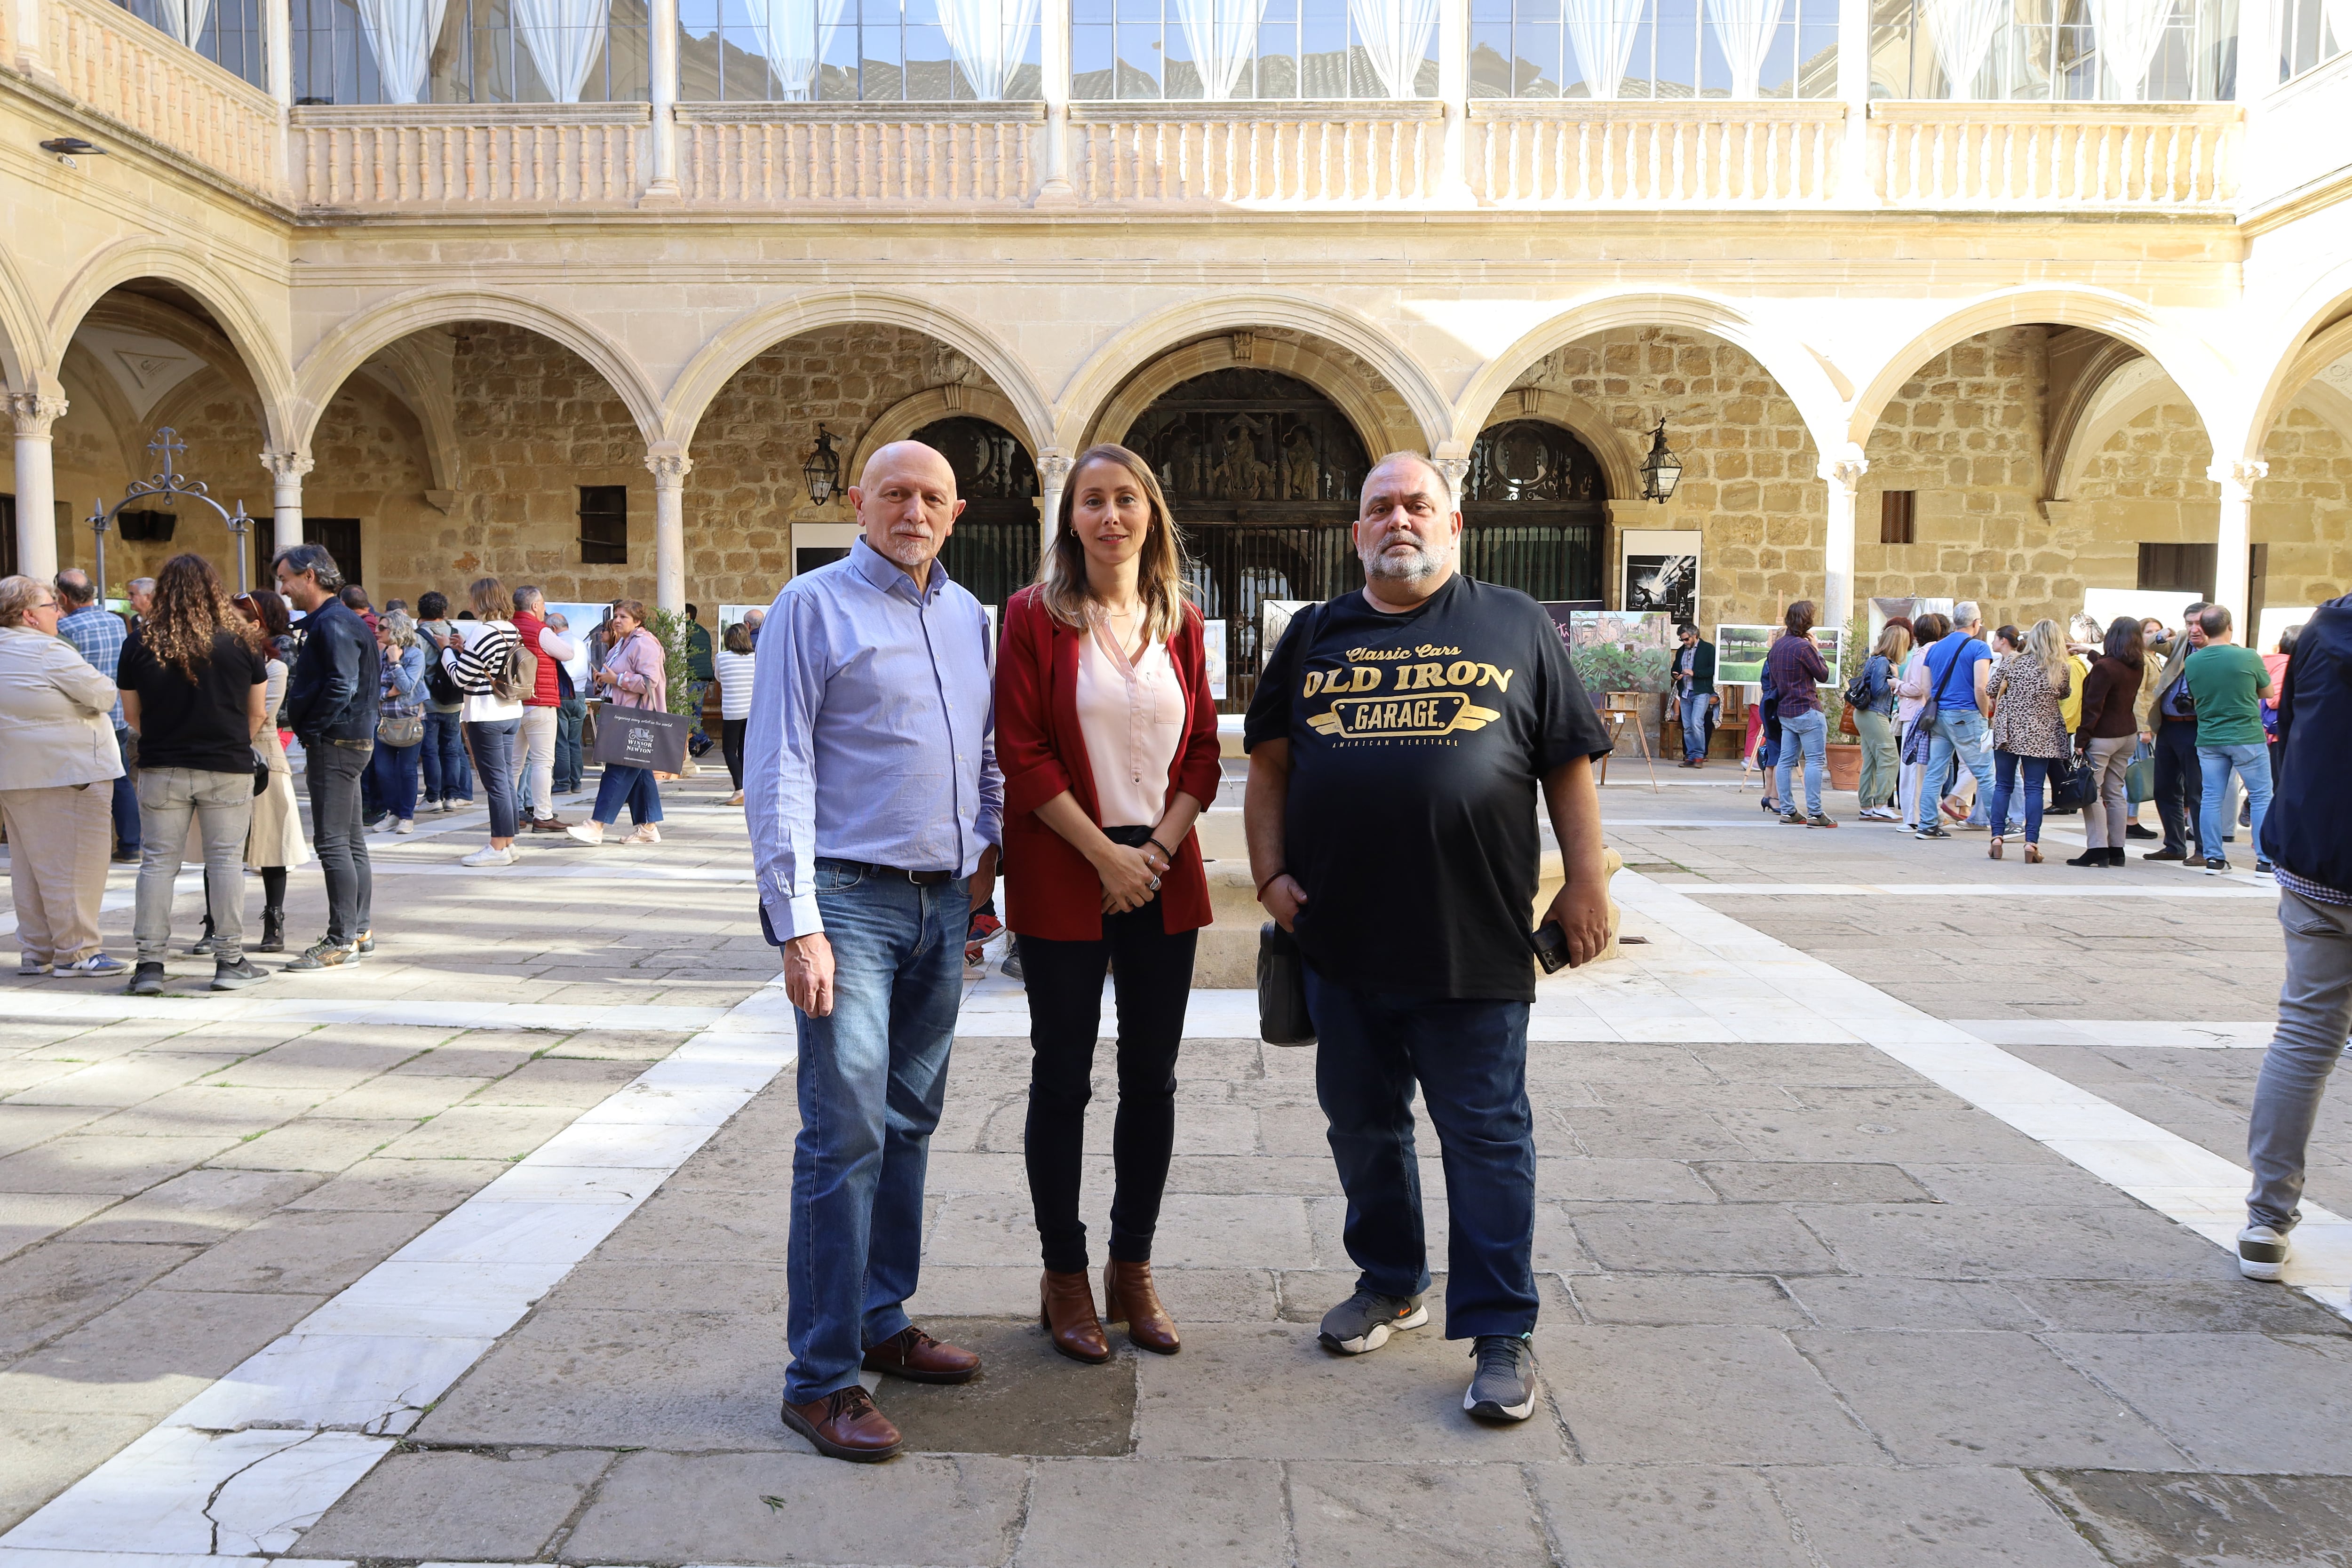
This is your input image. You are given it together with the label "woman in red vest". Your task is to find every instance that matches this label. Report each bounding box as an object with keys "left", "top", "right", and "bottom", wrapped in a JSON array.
[{"left": 996, "top": 442, "right": 1221, "bottom": 1366}]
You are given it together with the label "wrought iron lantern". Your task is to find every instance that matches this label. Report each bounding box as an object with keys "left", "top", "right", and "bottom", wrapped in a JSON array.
[
  {"left": 86, "top": 429, "right": 256, "bottom": 599},
  {"left": 1639, "top": 417, "right": 1683, "bottom": 504},
  {"left": 801, "top": 426, "right": 842, "bottom": 507}
]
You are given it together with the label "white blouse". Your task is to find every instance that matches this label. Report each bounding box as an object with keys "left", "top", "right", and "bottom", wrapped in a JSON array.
[{"left": 1074, "top": 615, "right": 1184, "bottom": 829}]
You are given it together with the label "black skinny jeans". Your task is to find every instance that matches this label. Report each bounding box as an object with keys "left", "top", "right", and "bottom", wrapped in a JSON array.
[
  {"left": 1020, "top": 896, "right": 1199, "bottom": 1274},
  {"left": 722, "top": 717, "right": 747, "bottom": 791}
]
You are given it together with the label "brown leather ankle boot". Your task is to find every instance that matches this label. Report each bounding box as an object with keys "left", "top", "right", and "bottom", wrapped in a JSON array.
[
  {"left": 1040, "top": 1269, "right": 1110, "bottom": 1363},
  {"left": 1102, "top": 1258, "right": 1180, "bottom": 1355}
]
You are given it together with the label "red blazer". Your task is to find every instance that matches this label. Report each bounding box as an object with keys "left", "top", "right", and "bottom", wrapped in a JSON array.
[{"left": 995, "top": 585, "right": 1224, "bottom": 941}]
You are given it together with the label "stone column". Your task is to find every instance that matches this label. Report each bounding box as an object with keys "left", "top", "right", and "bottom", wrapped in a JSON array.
[
  {"left": 644, "top": 0, "right": 682, "bottom": 201},
  {"left": 1036, "top": 0, "right": 1074, "bottom": 202},
  {"left": 1834, "top": 0, "right": 1872, "bottom": 203},
  {"left": 11, "top": 0, "right": 49, "bottom": 80},
  {"left": 263, "top": 450, "right": 313, "bottom": 553},
  {"left": 1435, "top": 454, "right": 1470, "bottom": 514},
  {"left": 1438, "top": 0, "right": 1471, "bottom": 198},
  {"left": 1037, "top": 448, "right": 1074, "bottom": 559},
  {"left": 9, "top": 393, "right": 66, "bottom": 582},
  {"left": 2208, "top": 458, "right": 2265, "bottom": 629},
  {"left": 1819, "top": 446, "right": 1867, "bottom": 636},
  {"left": 262, "top": 0, "right": 292, "bottom": 104},
  {"left": 648, "top": 448, "right": 692, "bottom": 614}
]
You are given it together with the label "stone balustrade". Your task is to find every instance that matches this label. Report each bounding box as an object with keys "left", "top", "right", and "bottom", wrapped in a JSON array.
[
  {"left": 1068, "top": 103, "right": 1443, "bottom": 204},
  {"left": 291, "top": 104, "right": 647, "bottom": 211},
  {"left": 1469, "top": 100, "right": 1846, "bottom": 205},
  {"left": 675, "top": 104, "right": 1039, "bottom": 205},
  {"left": 44, "top": 0, "right": 280, "bottom": 193},
  {"left": 1871, "top": 102, "right": 2239, "bottom": 209}
]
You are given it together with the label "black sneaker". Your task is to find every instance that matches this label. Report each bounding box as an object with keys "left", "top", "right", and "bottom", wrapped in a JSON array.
[
  {"left": 126, "top": 961, "right": 166, "bottom": 996},
  {"left": 211, "top": 957, "right": 270, "bottom": 991},
  {"left": 1465, "top": 1334, "right": 1540, "bottom": 1422},
  {"left": 282, "top": 938, "right": 358, "bottom": 972},
  {"left": 1319, "top": 1288, "right": 1429, "bottom": 1355},
  {"left": 2144, "top": 847, "right": 2188, "bottom": 861},
  {"left": 2238, "top": 1224, "right": 2288, "bottom": 1282},
  {"left": 1915, "top": 825, "right": 1951, "bottom": 840},
  {"left": 2126, "top": 824, "right": 2159, "bottom": 840},
  {"left": 353, "top": 929, "right": 375, "bottom": 954},
  {"left": 2205, "top": 857, "right": 2231, "bottom": 876},
  {"left": 2256, "top": 860, "right": 2276, "bottom": 876}
]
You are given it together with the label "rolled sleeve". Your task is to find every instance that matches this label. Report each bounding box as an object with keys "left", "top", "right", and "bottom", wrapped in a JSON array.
[{"left": 746, "top": 591, "right": 829, "bottom": 943}]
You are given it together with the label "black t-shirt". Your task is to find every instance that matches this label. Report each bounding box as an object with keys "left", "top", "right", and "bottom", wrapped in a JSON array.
[
  {"left": 1243, "top": 574, "right": 1613, "bottom": 1003},
  {"left": 118, "top": 627, "right": 268, "bottom": 774}
]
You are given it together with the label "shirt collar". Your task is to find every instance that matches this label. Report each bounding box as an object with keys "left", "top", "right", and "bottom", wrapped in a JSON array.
[{"left": 850, "top": 534, "right": 945, "bottom": 604}]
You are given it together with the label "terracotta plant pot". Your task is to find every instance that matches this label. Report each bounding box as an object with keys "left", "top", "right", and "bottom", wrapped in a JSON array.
[{"left": 1825, "top": 743, "right": 1863, "bottom": 793}]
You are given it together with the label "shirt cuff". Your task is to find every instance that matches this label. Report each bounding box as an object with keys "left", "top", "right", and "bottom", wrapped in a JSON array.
[{"left": 760, "top": 890, "right": 824, "bottom": 945}]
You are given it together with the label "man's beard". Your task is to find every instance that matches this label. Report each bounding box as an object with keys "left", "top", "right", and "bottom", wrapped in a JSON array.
[
  {"left": 1360, "top": 533, "right": 1444, "bottom": 583},
  {"left": 874, "top": 527, "right": 935, "bottom": 569}
]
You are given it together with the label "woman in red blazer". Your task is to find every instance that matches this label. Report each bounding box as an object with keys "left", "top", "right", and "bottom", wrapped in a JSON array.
[{"left": 996, "top": 442, "right": 1222, "bottom": 1367}]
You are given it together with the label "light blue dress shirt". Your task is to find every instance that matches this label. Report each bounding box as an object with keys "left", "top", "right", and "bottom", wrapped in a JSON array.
[{"left": 747, "top": 536, "right": 1003, "bottom": 941}]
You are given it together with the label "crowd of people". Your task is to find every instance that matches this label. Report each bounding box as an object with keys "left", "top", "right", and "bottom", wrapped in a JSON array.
[{"left": 0, "top": 548, "right": 771, "bottom": 988}]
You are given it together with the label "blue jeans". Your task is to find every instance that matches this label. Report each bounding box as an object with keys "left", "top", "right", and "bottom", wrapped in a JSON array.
[
  {"left": 422, "top": 709, "right": 471, "bottom": 804},
  {"left": 591, "top": 764, "right": 662, "bottom": 827},
  {"left": 1678, "top": 692, "right": 1713, "bottom": 762},
  {"left": 2246, "top": 890, "right": 2352, "bottom": 1231},
  {"left": 465, "top": 718, "right": 521, "bottom": 840},
  {"left": 1986, "top": 750, "right": 2050, "bottom": 843},
  {"left": 1775, "top": 708, "right": 1828, "bottom": 818},
  {"left": 1306, "top": 971, "right": 1539, "bottom": 1339},
  {"left": 110, "top": 726, "right": 139, "bottom": 853},
  {"left": 2199, "top": 741, "right": 2272, "bottom": 864},
  {"left": 1918, "top": 709, "right": 1995, "bottom": 830},
  {"left": 555, "top": 695, "right": 586, "bottom": 793},
  {"left": 784, "top": 862, "right": 968, "bottom": 1402},
  {"left": 369, "top": 739, "right": 421, "bottom": 823}
]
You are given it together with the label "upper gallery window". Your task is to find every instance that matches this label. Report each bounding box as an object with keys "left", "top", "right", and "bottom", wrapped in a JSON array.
[
  {"left": 682, "top": 0, "right": 1043, "bottom": 99},
  {"left": 1072, "top": 0, "right": 1443, "bottom": 99},
  {"left": 1869, "top": 0, "right": 2239, "bottom": 100},
  {"left": 1469, "top": 0, "right": 1838, "bottom": 97},
  {"left": 2277, "top": 0, "right": 2345, "bottom": 83},
  {"left": 290, "top": 0, "right": 651, "bottom": 103},
  {"left": 115, "top": 0, "right": 269, "bottom": 87}
]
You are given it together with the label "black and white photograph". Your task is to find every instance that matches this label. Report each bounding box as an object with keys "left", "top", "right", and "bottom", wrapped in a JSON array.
[{"left": 1624, "top": 552, "right": 1698, "bottom": 622}]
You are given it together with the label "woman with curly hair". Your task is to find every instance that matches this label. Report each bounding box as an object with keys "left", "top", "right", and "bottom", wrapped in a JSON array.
[{"left": 117, "top": 552, "right": 272, "bottom": 995}]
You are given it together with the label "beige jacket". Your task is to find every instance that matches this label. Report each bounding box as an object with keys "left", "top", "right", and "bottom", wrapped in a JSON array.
[{"left": 0, "top": 624, "right": 126, "bottom": 791}]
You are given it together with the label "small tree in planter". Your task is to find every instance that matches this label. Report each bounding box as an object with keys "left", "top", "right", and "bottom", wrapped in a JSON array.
[{"left": 1820, "top": 608, "right": 1871, "bottom": 796}]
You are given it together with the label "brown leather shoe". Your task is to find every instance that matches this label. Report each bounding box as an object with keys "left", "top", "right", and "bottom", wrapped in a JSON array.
[
  {"left": 530, "top": 816, "right": 571, "bottom": 832},
  {"left": 863, "top": 1325, "right": 980, "bottom": 1385},
  {"left": 780, "top": 1385, "right": 901, "bottom": 1463},
  {"left": 1041, "top": 1268, "right": 1110, "bottom": 1363},
  {"left": 1102, "top": 1258, "right": 1180, "bottom": 1355}
]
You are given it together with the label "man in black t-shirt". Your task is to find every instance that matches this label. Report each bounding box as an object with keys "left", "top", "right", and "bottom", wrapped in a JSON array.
[{"left": 1244, "top": 452, "right": 1613, "bottom": 1426}]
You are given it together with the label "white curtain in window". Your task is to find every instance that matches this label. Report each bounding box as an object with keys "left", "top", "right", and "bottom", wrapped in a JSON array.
[
  {"left": 1563, "top": 0, "right": 1645, "bottom": 98},
  {"left": 354, "top": 0, "right": 450, "bottom": 102},
  {"left": 747, "top": 0, "right": 848, "bottom": 99},
  {"left": 150, "top": 0, "right": 214, "bottom": 46},
  {"left": 1349, "top": 0, "right": 1440, "bottom": 97},
  {"left": 1923, "top": 0, "right": 2005, "bottom": 95},
  {"left": 512, "top": 0, "right": 606, "bottom": 102},
  {"left": 2327, "top": 0, "right": 2352, "bottom": 55},
  {"left": 2086, "top": 0, "right": 2176, "bottom": 97},
  {"left": 1173, "top": 0, "right": 1267, "bottom": 99},
  {"left": 1703, "top": 0, "right": 1785, "bottom": 97},
  {"left": 938, "top": 0, "right": 1042, "bottom": 97}
]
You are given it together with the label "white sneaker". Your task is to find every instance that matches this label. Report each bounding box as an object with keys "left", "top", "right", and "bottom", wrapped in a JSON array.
[
  {"left": 623, "top": 823, "right": 661, "bottom": 845},
  {"left": 2239, "top": 1224, "right": 2288, "bottom": 1281},
  {"left": 394, "top": 818, "right": 414, "bottom": 834},
  {"left": 461, "top": 845, "right": 515, "bottom": 868},
  {"left": 565, "top": 821, "right": 605, "bottom": 845}
]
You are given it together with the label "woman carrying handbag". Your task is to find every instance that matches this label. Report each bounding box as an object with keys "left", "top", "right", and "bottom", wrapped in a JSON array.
[
  {"left": 566, "top": 598, "right": 669, "bottom": 846},
  {"left": 994, "top": 443, "right": 1222, "bottom": 1365}
]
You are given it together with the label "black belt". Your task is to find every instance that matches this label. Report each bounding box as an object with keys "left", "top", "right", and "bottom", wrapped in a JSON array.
[{"left": 826, "top": 859, "right": 954, "bottom": 886}]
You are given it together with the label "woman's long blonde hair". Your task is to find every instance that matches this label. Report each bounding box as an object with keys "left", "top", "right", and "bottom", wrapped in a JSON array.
[
  {"left": 2026, "top": 617, "right": 2073, "bottom": 692},
  {"left": 1035, "top": 443, "right": 1190, "bottom": 644}
]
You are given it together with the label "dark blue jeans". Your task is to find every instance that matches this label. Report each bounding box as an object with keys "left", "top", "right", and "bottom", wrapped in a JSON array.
[
  {"left": 783, "top": 863, "right": 967, "bottom": 1402},
  {"left": 110, "top": 725, "right": 139, "bottom": 852},
  {"left": 422, "top": 709, "right": 471, "bottom": 804},
  {"left": 555, "top": 695, "right": 586, "bottom": 794},
  {"left": 590, "top": 764, "right": 662, "bottom": 826},
  {"left": 1987, "top": 750, "right": 2049, "bottom": 844},
  {"left": 1306, "top": 971, "right": 1539, "bottom": 1339},
  {"left": 369, "top": 739, "right": 421, "bottom": 822},
  {"left": 465, "top": 718, "right": 520, "bottom": 840}
]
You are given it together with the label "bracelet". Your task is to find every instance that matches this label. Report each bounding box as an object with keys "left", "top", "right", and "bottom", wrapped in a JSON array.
[
  {"left": 1144, "top": 836, "right": 1174, "bottom": 862},
  {"left": 1255, "top": 869, "right": 1289, "bottom": 898}
]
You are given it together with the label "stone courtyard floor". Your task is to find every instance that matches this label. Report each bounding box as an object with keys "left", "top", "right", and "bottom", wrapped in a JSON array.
[{"left": 4, "top": 760, "right": 2351, "bottom": 1567}]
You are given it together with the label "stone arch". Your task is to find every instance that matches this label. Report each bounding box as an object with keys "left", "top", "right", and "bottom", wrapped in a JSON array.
[
  {"left": 2246, "top": 309, "right": 2352, "bottom": 459},
  {"left": 664, "top": 291, "right": 1049, "bottom": 455},
  {"left": 850, "top": 384, "right": 1034, "bottom": 480},
  {"left": 2049, "top": 357, "right": 2185, "bottom": 503},
  {"left": 294, "top": 288, "right": 664, "bottom": 452},
  {"left": 0, "top": 243, "right": 52, "bottom": 394},
  {"left": 1844, "top": 287, "right": 2231, "bottom": 454},
  {"left": 1453, "top": 290, "right": 1849, "bottom": 459},
  {"left": 47, "top": 239, "right": 295, "bottom": 449},
  {"left": 1081, "top": 330, "right": 1422, "bottom": 462},
  {"left": 1057, "top": 293, "right": 1451, "bottom": 453},
  {"left": 2233, "top": 262, "right": 2352, "bottom": 462},
  {"left": 1474, "top": 387, "right": 1644, "bottom": 502}
]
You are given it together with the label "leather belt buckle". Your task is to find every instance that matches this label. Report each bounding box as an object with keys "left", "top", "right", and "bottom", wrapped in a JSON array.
[{"left": 905, "top": 868, "right": 953, "bottom": 886}]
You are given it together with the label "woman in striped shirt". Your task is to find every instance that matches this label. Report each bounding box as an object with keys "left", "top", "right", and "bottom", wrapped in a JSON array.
[{"left": 430, "top": 578, "right": 526, "bottom": 868}]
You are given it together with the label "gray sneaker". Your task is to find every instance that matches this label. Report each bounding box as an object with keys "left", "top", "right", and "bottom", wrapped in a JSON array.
[
  {"left": 2238, "top": 1223, "right": 2287, "bottom": 1282},
  {"left": 1464, "top": 1334, "right": 1540, "bottom": 1422},
  {"left": 1318, "top": 1288, "right": 1429, "bottom": 1355}
]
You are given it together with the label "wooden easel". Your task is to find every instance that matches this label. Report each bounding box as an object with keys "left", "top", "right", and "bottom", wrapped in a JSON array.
[{"left": 1600, "top": 694, "right": 1661, "bottom": 792}]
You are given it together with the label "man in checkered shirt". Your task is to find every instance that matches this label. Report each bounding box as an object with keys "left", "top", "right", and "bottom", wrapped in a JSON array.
[{"left": 53, "top": 570, "right": 139, "bottom": 863}]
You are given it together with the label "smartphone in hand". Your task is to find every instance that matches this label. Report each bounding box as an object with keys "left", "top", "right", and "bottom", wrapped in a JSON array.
[{"left": 1529, "top": 920, "right": 1571, "bottom": 975}]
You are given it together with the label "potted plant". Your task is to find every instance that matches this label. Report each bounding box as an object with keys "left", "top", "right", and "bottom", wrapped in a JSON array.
[
  {"left": 645, "top": 605, "right": 702, "bottom": 778},
  {"left": 1821, "top": 609, "right": 1868, "bottom": 795}
]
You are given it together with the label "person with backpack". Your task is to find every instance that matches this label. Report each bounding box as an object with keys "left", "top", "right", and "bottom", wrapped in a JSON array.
[
  {"left": 566, "top": 598, "right": 668, "bottom": 846},
  {"left": 414, "top": 591, "right": 473, "bottom": 812},
  {"left": 1912, "top": 602, "right": 1996, "bottom": 840},
  {"left": 431, "top": 577, "right": 527, "bottom": 868},
  {"left": 1849, "top": 622, "right": 1910, "bottom": 820}
]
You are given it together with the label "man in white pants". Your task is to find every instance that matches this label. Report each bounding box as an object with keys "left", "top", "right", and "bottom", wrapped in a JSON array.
[{"left": 512, "top": 585, "right": 576, "bottom": 833}]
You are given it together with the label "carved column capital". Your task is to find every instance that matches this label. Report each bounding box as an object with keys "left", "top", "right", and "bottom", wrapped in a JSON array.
[
  {"left": 645, "top": 448, "right": 694, "bottom": 487},
  {"left": 8, "top": 393, "right": 68, "bottom": 436},
  {"left": 1818, "top": 446, "right": 1869, "bottom": 492},
  {"left": 1434, "top": 456, "right": 1470, "bottom": 505},
  {"left": 1037, "top": 448, "right": 1075, "bottom": 486},
  {"left": 262, "top": 450, "right": 315, "bottom": 482}
]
